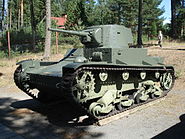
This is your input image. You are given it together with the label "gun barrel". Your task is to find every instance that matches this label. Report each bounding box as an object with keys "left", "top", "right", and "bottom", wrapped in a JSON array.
[{"left": 48, "top": 28, "right": 88, "bottom": 36}]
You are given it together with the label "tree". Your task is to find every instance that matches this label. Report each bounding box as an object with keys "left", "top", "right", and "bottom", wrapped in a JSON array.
[
  {"left": 142, "top": 0, "right": 164, "bottom": 39},
  {"left": 82, "top": 0, "right": 113, "bottom": 26},
  {"left": 43, "top": 0, "right": 51, "bottom": 59},
  {"left": 29, "top": 0, "right": 36, "bottom": 49},
  {"left": 0, "top": 0, "right": 5, "bottom": 31},
  {"left": 20, "top": 0, "right": 24, "bottom": 27},
  {"left": 0, "top": 0, "right": 2, "bottom": 30},
  {"left": 176, "top": 0, "right": 185, "bottom": 38},
  {"left": 171, "top": 0, "right": 185, "bottom": 39},
  {"left": 62, "top": 0, "right": 87, "bottom": 28},
  {"left": 171, "top": 0, "right": 177, "bottom": 38},
  {"left": 138, "top": 0, "right": 143, "bottom": 47}
]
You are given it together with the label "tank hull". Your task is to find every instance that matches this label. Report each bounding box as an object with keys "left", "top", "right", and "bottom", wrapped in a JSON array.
[
  {"left": 14, "top": 59, "right": 175, "bottom": 119},
  {"left": 14, "top": 25, "right": 175, "bottom": 119}
]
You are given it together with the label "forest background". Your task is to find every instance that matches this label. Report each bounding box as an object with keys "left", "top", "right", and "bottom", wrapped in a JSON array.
[{"left": 0, "top": 0, "right": 185, "bottom": 58}]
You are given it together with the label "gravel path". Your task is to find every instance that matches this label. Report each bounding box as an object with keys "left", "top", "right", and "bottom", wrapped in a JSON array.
[{"left": 0, "top": 86, "right": 185, "bottom": 139}]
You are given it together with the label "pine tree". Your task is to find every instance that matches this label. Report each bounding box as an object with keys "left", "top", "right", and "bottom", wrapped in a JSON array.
[
  {"left": 43, "top": 0, "right": 51, "bottom": 59},
  {"left": 171, "top": 0, "right": 185, "bottom": 38},
  {"left": 171, "top": 0, "right": 177, "bottom": 38},
  {"left": 0, "top": 0, "right": 5, "bottom": 31},
  {"left": 142, "top": 0, "right": 164, "bottom": 39},
  {"left": 0, "top": 0, "right": 2, "bottom": 30},
  {"left": 29, "top": 0, "right": 36, "bottom": 49},
  {"left": 176, "top": 0, "right": 185, "bottom": 38}
]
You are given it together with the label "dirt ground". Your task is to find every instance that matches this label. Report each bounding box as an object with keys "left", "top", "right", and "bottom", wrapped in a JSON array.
[{"left": 147, "top": 44, "right": 185, "bottom": 90}]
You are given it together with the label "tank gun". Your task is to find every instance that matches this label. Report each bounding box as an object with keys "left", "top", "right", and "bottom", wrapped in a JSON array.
[
  {"left": 49, "top": 28, "right": 93, "bottom": 46},
  {"left": 48, "top": 28, "right": 89, "bottom": 37}
]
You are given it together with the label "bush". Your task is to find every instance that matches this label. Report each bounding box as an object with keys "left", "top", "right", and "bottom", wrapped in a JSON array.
[{"left": 0, "top": 51, "right": 6, "bottom": 58}]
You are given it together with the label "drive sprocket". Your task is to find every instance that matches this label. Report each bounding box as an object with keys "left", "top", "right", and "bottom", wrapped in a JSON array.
[{"left": 72, "top": 70, "right": 95, "bottom": 103}]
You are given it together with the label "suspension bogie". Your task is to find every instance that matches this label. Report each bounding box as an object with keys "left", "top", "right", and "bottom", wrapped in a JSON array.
[{"left": 64, "top": 65, "right": 175, "bottom": 119}]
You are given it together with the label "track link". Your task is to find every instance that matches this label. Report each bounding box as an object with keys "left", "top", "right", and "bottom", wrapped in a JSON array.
[{"left": 14, "top": 65, "right": 38, "bottom": 99}]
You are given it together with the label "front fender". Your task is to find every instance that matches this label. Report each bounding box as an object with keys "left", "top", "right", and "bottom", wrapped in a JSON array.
[
  {"left": 16, "top": 59, "right": 33, "bottom": 65},
  {"left": 16, "top": 59, "right": 40, "bottom": 71}
]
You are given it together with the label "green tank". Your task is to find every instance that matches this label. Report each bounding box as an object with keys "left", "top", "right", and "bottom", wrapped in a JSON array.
[{"left": 14, "top": 25, "right": 175, "bottom": 120}]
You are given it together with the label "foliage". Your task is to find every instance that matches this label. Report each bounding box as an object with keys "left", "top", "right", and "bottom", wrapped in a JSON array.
[
  {"left": 0, "top": 0, "right": 2, "bottom": 29},
  {"left": 171, "top": 0, "right": 185, "bottom": 39},
  {"left": 161, "top": 23, "right": 171, "bottom": 38},
  {"left": 0, "top": 0, "right": 169, "bottom": 53},
  {"left": 176, "top": 1, "right": 185, "bottom": 39},
  {"left": 61, "top": 0, "right": 164, "bottom": 39},
  {"left": 0, "top": 50, "right": 6, "bottom": 58}
]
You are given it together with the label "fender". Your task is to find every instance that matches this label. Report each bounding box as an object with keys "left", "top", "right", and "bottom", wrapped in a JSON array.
[
  {"left": 16, "top": 59, "right": 40, "bottom": 71},
  {"left": 62, "top": 63, "right": 84, "bottom": 73},
  {"left": 16, "top": 59, "right": 33, "bottom": 65}
]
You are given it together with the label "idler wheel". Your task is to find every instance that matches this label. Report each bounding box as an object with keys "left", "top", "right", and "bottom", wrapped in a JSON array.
[{"left": 14, "top": 65, "right": 30, "bottom": 92}]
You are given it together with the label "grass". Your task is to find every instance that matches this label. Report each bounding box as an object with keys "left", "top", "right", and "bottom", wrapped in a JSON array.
[{"left": 0, "top": 62, "right": 8, "bottom": 67}]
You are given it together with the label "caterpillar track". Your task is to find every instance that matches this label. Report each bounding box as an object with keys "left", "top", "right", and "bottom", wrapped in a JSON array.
[
  {"left": 14, "top": 65, "right": 38, "bottom": 99},
  {"left": 14, "top": 64, "right": 175, "bottom": 121},
  {"left": 14, "top": 65, "right": 60, "bottom": 103},
  {"left": 61, "top": 65, "right": 175, "bottom": 120}
]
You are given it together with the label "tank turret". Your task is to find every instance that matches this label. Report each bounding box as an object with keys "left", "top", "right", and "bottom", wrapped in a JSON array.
[{"left": 49, "top": 25, "right": 133, "bottom": 48}]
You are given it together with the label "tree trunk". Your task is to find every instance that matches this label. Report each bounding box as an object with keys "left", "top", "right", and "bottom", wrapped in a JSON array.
[
  {"left": 20, "top": 0, "right": 24, "bottom": 27},
  {"left": 137, "top": 0, "right": 143, "bottom": 48},
  {"left": 1, "top": 0, "right": 5, "bottom": 31},
  {"left": 181, "top": 27, "right": 184, "bottom": 37},
  {"left": 118, "top": 3, "right": 121, "bottom": 24},
  {"left": 9, "top": 8, "right": 12, "bottom": 30},
  {"left": 43, "top": 0, "right": 51, "bottom": 59},
  {"left": 17, "top": 0, "right": 21, "bottom": 30},
  {"left": 171, "top": 0, "right": 177, "bottom": 38},
  {"left": 182, "top": 0, "right": 185, "bottom": 7},
  {"left": 29, "top": 0, "right": 36, "bottom": 49}
]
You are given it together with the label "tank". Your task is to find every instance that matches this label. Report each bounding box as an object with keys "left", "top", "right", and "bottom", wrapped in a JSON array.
[{"left": 14, "top": 25, "right": 175, "bottom": 120}]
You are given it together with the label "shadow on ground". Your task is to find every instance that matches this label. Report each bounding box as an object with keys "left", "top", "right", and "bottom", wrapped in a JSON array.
[
  {"left": 0, "top": 97, "right": 103, "bottom": 139},
  {"left": 152, "top": 114, "right": 185, "bottom": 139},
  {"left": 143, "top": 44, "right": 160, "bottom": 47},
  {"left": 130, "top": 44, "right": 161, "bottom": 48},
  {"left": 132, "top": 43, "right": 185, "bottom": 50},
  {"left": 161, "top": 48, "right": 185, "bottom": 51}
]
